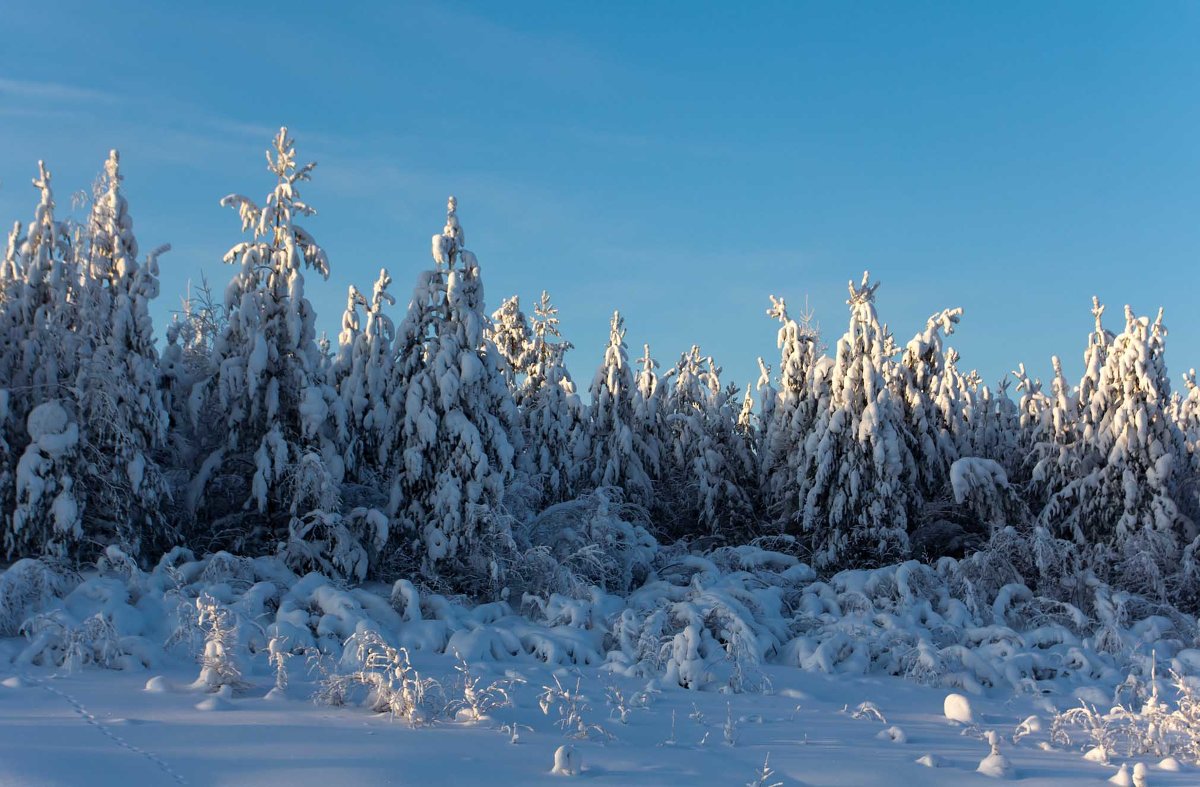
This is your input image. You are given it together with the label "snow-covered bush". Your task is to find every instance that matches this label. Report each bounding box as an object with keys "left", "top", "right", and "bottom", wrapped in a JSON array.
[
  {"left": 514, "top": 486, "right": 656, "bottom": 597},
  {"left": 193, "top": 593, "right": 250, "bottom": 692},
  {"left": 0, "top": 557, "right": 74, "bottom": 636},
  {"left": 1051, "top": 668, "right": 1200, "bottom": 764},
  {"left": 316, "top": 629, "right": 442, "bottom": 725},
  {"left": 281, "top": 507, "right": 388, "bottom": 582}
]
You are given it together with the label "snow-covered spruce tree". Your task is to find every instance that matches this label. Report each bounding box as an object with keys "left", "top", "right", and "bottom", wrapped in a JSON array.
[
  {"left": 73, "top": 150, "right": 174, "bottom": 559},
  {"left": 490, "top": 295, "right": 534, "bottom": 389},
  {"left": 338, "top": 269, "right": 395, "bottom": 504},
  {"left": 965, "top": 377, "right": 1021, "bottom": 476},
  {"left": 634, "top": 343, "right": 668, "bottom": 511},
  {"left": 386, "top": 197, "right": 519, "bottom": 590},
  {"left": 9, "top": 401, "right": 82, "bottom": 559},
  {"left": 1040, "top": 306, "right": 1194, "bottom": 597},
  {"left": 1078, "top": 296, "right": 1113, "bottom": 437},
  {"left": 1179, "top": 370, "right": 1200, "bottom": 513},
  {"left": 897, "top": 307, "right": 962, "bottom": 501},
  {"left": 1025, "top": 355, "right": 1088, "bottom": 514},
  {"left": 516, "top": 290, "right": 587, "bottom": 508},
  {"left": 3, "top": 164, "right": 79, "bottom": 450},
  {"left": 586, "top": 312, "right": 655, "bottom": 511},
  {"left": 798, "top": 272, "right": 914, "bottom": 569},
  {"left": 193, "top": 128, "right": 339, "bottom": 553},
  {"left": 758, "top": 296, "right": 823, "bottom": 533},
  {"left": 329, "top": 283, "right": 367, "bottom": 453},
  {"left": 0, "top": 164, "right": 86, "bottom": 559},
  {"left": 661, "top": 347, "right": 755, "bottom": 540}
]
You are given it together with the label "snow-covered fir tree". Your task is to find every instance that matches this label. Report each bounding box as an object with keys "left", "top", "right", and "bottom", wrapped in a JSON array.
[
  {"left": 1040, "top": 306, "right": 1194, "bottom": 597},
  {"left": 386, "top": 197, "right": 519, "bottom": 589},
  {"left": 9, "top": 401, "right": 82, "bottom": 559},
  {"left": 194, "top": 128, "right": 337, "bottom": 551},
  {"left": 339, "top": 269, "right": 395, "bottom": 500},
  {"left": 490, "top": 295, "right": 534, "bottom": 388},
  {"left": 898, "top": 307, "right": 963, "bottom": 502},
  {"left": 73, "top": 150, "right": 173, "bottom": 558},
  {"left": 798, "top": 273, "right": 914, "bottom": 569},
  {"left": 516, "top": 291, "right": 586, "bottom": 507},
  {"left": 758, "top": 296, "right": 823, "bottom": 533},
  {"left": 662, "top": 346, "right": 757, "bottom": 540},
  {"left": 586, "top": 312, "right": 655, "bottom": 510}
]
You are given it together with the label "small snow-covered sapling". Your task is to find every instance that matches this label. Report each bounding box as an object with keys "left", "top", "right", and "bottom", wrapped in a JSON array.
[
  {"left": 745, "top": 753, "right": 783, "bottom": 787},
  {"left": 724, "top": 702, "right": 739, "bottom": 746}
]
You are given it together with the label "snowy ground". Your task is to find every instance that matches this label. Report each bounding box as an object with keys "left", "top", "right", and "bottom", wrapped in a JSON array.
[
  {"left": 0, "top": 658, "right": 1193, "bottom": 786},
  {"left": 1, "top": 546, "right": 1197, "bottom": 786}
]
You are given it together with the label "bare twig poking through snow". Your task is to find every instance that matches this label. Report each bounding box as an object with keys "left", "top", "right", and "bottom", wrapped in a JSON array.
[
  {"left": 724, "top": 702, "right": 739, "bottom": 746},
  {"left": 746, "top": 753, "right": 783, "bottom": 787},
  {"left": 850, "top": 701, "right": 887, "bottom": 723},
  {"left": 501, "top": 722, "right": 532, "bottom": 744},
  {"left": 539, "top": 676, "right": 611, "bottom": 741},
  {"left": 605, "top": 682, "right": 652, "bottom": 724},
  {"left": 448, "top": 656, "right": 512, "bottom": 721},
  {"left": 659, "top": 710, "right": 679, "bottom": 747}
]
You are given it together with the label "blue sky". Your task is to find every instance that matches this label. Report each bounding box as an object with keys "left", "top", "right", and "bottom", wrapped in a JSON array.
[{"left": 1, "top": 1, "right": 1197, "bottom": 395}]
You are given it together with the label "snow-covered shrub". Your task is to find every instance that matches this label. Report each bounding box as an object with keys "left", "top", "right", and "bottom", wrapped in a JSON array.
[
  {"left": 193, "top": 594, "right": 249, "bottom": 692},
  {"left": 1051, "top": 669, "right": 1200, "bottom": 764},
  {"left": 18, "top": 609, "right": 125, "bottom": 670},
  {"left": 604, "top": 681, "right": 653, "bottom": 724},
  {"left": 539, "top": 675, "right": 610, "bottom": 741},
  {"left": 281, "top": 507, "right": 388, "bottom": 582},
  {"left": 316, "top": 629, "right": 442, "bottom": 725},
  {"left": 0, "top": 557, "right": 74, "bottom": 636},
  {"left": 447, "top": 656, "right": 513, "bottom": 721},
  {"left": 514, "top": 486, "right": 656, "bottom": 597}
]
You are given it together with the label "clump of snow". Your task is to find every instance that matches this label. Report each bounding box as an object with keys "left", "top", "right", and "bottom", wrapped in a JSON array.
[
  {"left": 143, "top": 676, "right": 171, "bottom": 693},
  {"left": 195, "top": 685, "right": 235, "bottom": 711},
  {"left": 876, "top": 725, "right": 907, "bottom": 743},
  {"left": 944, "top": 692, "right": 974, "bottom": 724},
  {"left": 1108, "top": 763, "right": 1132, "bottom": 786},
  {"left": 1156, "top": 756, "right": 1180, "bottom": 771},
  {"left": 551, "top": 743, "right": 581, "bottom": 776},
  {"left": 915, "top": 753, "right": 943, "bottom": 768}
]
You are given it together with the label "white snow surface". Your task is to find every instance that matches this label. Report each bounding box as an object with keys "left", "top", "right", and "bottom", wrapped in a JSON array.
[{"left": 0, "top": 550, "right": 1197, "bottom": 786}]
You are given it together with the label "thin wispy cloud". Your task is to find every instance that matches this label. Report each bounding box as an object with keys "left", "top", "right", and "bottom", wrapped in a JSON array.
[{"left": 0, "top": 76, "right": 118, "bottom": 104}]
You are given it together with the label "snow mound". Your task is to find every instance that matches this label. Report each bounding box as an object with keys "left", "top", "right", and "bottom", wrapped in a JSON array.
[
  {"left": 1108, "top": 763, "right": 1132, "bottom": 786},
  {"left": 143, "top": 676, "right": 171, "bottom": 693},
  {"left": 915, "top": 754, "right": 942, "bottom": 768},
  {"left": 196, "top": 685, "right": 235, "bottom": 711},
  {"left": 876, "top": 725, "right": 907, "bottom": 743},
  {"left": 944, "top": 693, "right": 974, "bottom": 724},
  {"left": 1156, "top": 757, "right": 1181, "bottom": 771},
  {"left": 551, "top": 744, "right": 581, "bottom": 776},
  {"left": 0, "top": 676, "right": 26, "bottom": 689}
]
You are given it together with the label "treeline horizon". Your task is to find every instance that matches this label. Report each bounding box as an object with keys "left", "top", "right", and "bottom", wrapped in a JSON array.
[{"left": 0, "top": 127, "right": 1195, "bottom": 609}]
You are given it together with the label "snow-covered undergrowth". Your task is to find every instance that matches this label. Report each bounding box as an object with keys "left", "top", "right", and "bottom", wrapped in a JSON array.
[{"left": 2, "top": 535, "right": 1194, "bottom": 709}]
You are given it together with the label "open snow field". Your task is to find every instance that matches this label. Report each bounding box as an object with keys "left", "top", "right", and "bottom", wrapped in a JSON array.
[{"left": 0, "top": 658, "right": 1194, "bottom": 786}]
